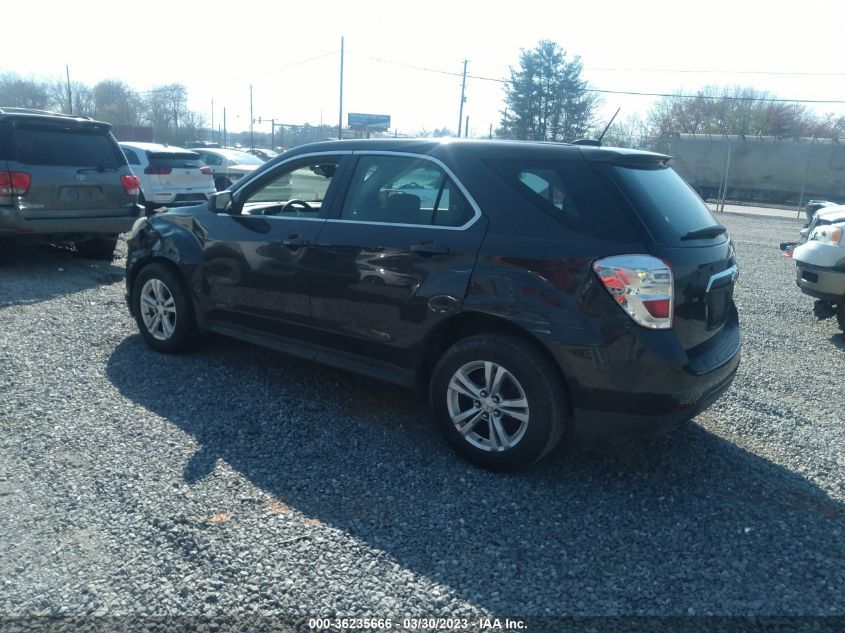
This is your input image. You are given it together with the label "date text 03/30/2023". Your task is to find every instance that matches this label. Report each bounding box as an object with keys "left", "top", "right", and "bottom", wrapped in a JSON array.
[{"left": 307, "top": 617, "right": 526, "bottom": 630}]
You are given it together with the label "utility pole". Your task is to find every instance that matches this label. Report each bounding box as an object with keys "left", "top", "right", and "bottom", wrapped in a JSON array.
[
  {"left": 489, "top": 123, "right": 493, "bottom": 140},
  {"left": 223, "top": 107, "right": 227, "bottom": 148},
  {"left": 249, "top": 85, "right": 254, "bottom": 150},
  {"left": 457, "top": 59, "right": 468, "bottom": 137},
  {"left": 65, "top": 65, "right": 73, "bottom": 116},
  {"left": 465, "top": 116, "right": 470, "bottom": 138},
  {"left": 338, "top": 36, "right": 345, "bottom": 140},
  {"left": 211, "top": 99, "right": 215, "bottom": 143}
]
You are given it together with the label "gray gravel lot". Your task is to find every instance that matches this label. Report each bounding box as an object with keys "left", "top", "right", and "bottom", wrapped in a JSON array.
[{"left": 0, "top": 212, "right": 843, "bottom": 627}]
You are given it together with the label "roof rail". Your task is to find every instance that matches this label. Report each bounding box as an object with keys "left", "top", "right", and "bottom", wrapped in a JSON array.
[
  {"left": 571, "top": 138, "right": 601, "bottom": 147},
  {"left": 0, "top": 106, "right": 93, "bottom": 121}
]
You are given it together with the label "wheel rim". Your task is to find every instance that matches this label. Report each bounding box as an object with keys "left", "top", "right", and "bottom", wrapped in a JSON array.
[
  {"left": 446, "top": 360, "right": 529, "bottom": 452},
  {"left": 139, "top": 278, "right": 177, "bottom": 341}
]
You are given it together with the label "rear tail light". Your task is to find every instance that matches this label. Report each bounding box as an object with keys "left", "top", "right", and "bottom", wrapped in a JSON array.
[
  {"left": 0, "top": 171, "right": 31, "bottom": 195},
  {"left": 593, "top": 255, "right": 674, "bottom": 330},
  {"left": 200, "top": 166, "right": 213, "bottom": 176},
  {"left": 144, "top": 166, "right": 173, "bottom": 175},
  {"left": 121, "top": 174, "right": 141, "bottom": 196}
]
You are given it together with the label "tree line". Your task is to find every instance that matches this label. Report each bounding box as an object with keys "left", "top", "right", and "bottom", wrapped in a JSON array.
[
  {"left": 0, "top": 73, "right": 205, "bottom": 146},
  {"left": 497, "top": 40, "right": 845, "bottom": 148}
]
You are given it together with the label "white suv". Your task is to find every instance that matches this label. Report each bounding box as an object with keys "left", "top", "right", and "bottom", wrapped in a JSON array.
[{"left": 120, "top": 142, "right": 216, "bottom": 215}]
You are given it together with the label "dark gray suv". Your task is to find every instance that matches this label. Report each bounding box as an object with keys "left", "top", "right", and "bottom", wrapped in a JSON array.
[{"left": 0, "top": 107, "right": 143, "bottom": 259}]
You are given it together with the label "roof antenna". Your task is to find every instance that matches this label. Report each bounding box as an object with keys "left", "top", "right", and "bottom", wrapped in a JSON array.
[{"left": 598, "top": 107, "right": 621, "bottom": 144}]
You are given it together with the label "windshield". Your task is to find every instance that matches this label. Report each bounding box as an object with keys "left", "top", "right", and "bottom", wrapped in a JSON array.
[
  {"left": 613, "top": 165, "right": 721, "bottom": 245},
  {"left": 226, "top": 152, "right": 264, "bottom": 166}
]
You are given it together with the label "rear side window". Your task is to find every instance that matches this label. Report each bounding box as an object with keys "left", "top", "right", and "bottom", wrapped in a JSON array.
[
  {"left": 612, "top": 166, "right": 719, "bottom": 244},
  {"left": 147, "top": 152, "right": 203, "bottom": 169},
  {"left": 122, "top": 148, "right": 141, "bottom": 165},
  {"left": 11, "top": 125, "right": 123, "bottom": 168},
  {"left": 486, "top": 159, "right": 638, "bottom": 241}
]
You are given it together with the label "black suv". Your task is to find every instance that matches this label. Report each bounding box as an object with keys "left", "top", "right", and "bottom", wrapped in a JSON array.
[
  {"left": 125, "top": 139, "right": 741, "bottom": 471},
  {"left": 0, "top": 107, "right": 142, "bottom": 258}
]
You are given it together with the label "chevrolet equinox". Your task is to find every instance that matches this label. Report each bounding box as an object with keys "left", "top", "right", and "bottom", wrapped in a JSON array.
[{"left": 125, "top": 139, "right": 741, "bottom": 471}]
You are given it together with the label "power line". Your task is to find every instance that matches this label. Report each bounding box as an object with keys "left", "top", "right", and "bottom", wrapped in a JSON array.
[
  {"left": 585, "top": 67, "right": 845, "bottom": 77},
  {"left": 362, "top": 55, "right": 845, "bottom": 105}
]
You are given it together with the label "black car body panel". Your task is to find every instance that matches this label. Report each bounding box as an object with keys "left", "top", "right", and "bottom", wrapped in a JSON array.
[{"left": 126, "top": 138, "right": 741, "bottom": 439}]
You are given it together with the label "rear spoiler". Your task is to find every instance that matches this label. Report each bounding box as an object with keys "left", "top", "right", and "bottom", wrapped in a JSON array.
[{"left": 578, "top": 147, "right": 673, "bottom": 167}]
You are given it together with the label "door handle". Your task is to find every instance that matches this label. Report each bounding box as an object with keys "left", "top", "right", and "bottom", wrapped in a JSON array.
[
  {"left": 281, "top": 235, "right": 310, "bottom": 248},
  {"left": 410, "top": 242, "right": 449, "bottom": 255}
]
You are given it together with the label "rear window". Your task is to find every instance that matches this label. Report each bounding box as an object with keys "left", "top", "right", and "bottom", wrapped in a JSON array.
[
  {"left": 612, "top": 165, "right": 720, "bottom": 244},
  {"left": 11, "top": 125, "right": 123, "bottom": 168},
  {"left": 147, "top": 152, "right": 203, "bottom": 169}
]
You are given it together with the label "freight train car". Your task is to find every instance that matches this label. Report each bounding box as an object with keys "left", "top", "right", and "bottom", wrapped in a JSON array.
[{"left": 665, "top": 134, "right": 845, "bottom": 204}]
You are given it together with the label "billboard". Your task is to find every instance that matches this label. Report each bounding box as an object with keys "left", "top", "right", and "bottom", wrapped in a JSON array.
[{"left": 348, "top": 113, "right": 391, "bottom": 130}]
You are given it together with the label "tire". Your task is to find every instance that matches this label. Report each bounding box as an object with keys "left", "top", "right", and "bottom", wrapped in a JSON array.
[
  {"left": 131, "top": 262, "right": 196, "bottom": 353},
  {"left": 837, "top": 300, "right": 845, "bottom": 332},
  {"left": 76, "top": 235, "right": 118, "bottom": 260},
  {"left": 430, "top": 333, "right": 568, "bottom": 472},
  {"left": 214, "top": 177, "right": 228, "bottom": 192}
]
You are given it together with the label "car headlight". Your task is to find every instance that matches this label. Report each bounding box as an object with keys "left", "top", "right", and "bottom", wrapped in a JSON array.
[
  {"left": 810, "top": 225, "right": 843, "bottom": 246},
  {"left": 126, "top": 216, "right": 148, "bottom": 241}
]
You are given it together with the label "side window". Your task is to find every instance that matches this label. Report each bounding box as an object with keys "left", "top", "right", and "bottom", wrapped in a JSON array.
[
  {"left": 122, "top": 148, "right": 141, "bottom": 165},
  {"left": 202, "top": 153, "right": 222, "bottom": 166},
  {"left": 240, "top": 159, "right": 339, "bottom": 217},
  {"left": 516, "top": 168, "right": 579, "bottom": 224},
  {"left": 340, "top": 155, "right": 473, "bottom": 227}
]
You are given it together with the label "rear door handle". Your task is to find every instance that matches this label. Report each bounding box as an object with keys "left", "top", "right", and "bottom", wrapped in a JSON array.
[
  {"left": 281, "top": 235, "right": 310, "bottom": 248},
  {"left": 410, "top": 242, "right": 449, "bottom": 255}
]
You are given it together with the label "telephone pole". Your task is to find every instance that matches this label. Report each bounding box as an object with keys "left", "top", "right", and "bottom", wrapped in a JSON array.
[
  {"left": 65, "top": 65, "right": 73, "bottom": 116},
  {"left": 338, "top": 36, "right": 345, "bottom": 140},
  {"left": 211, "top": 99, "right": 215, "bottom": 143},
  {"left": 457, "top": 59, "right": 468, "bottom": 137},
  {"left": 249, "top": 85, "right": 254, "bottom": 150}
]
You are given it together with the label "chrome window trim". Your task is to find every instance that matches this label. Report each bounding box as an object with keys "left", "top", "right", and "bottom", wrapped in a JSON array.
[
  {"left": 705, "top": 264, "right": 739, "bottom": 293},
  {"left": 326, "top": 150, "right": 483, "bottom": 232},
  {"left": 216, "top": 150, "right": 352, "bottom": 219}
]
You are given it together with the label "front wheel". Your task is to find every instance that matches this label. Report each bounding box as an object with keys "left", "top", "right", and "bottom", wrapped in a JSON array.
[
  {"left": 132, "top": 262, "right": 196, "bottom": 353},
  {"left": 430, "top": 333, "right": 568, "bottom": 472}
]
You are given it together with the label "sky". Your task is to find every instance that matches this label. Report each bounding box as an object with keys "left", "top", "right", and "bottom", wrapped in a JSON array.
[{"left": 4, "top": 0, "right": 845, "bottom": 138}]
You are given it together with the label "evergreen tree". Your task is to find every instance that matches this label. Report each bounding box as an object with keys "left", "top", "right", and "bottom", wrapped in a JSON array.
[{"left": 499, "top": 40, "right": 599, "bottom": 142}]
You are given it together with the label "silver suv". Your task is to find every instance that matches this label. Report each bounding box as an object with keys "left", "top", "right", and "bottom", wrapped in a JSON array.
[{"left": 0, "top": 107, "right": 142, "bottom": 259}]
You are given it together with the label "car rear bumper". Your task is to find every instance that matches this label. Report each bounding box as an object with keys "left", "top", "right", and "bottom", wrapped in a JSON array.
[
  {"left": 0, "top": 205, "right": 143, "bottom": 238},
  {"left": 795, "top": 262, "right": 845, "bottom": 304},
  {"left": 554, "top": 309, "right": 742, "bottom": 439}
]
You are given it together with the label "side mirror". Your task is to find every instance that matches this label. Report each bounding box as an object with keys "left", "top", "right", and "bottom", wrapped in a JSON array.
[{"left": 210, "top": 191, "right": 232, "bottom": 213}]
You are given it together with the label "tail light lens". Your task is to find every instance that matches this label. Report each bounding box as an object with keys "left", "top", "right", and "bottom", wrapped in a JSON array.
[
  {"left": 200, "top": 166, "right": 213, "bottom": 176},
  {"left": 593, "top": 255, "right": 674, "bottom": 330},
  {"left": 120, "top": 174, "right": 141, "bottom": 196},
  {"left": 144, "top": 166, "right": 172, "bottom": 175},
  {"left": 0, "top": 171, "right": 32, "bottom": 195}
]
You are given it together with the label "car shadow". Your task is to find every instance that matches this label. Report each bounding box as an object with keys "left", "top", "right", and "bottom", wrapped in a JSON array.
[
  {"left": 0, "top": 243, "right": 125, "bottom": 307},
  {"left": 106, "top": 335, "right": 845, "bottom": 615},
  {"left": 831, "top": 333, "right": 845, "bottom": 351}
]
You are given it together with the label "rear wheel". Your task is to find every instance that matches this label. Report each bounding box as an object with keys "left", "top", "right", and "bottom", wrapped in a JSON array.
[
  {"left": 837, "top": 300, "right": 845, "bottom": 332},
  {"left": 214, "top": 177, "right": 228, "bottom": 192},
  {"left": 132, "top": 262, "right": 196, "bottom": 353},
  {"left": 76, "top": 235, "right": 118, "bottom": 260},
  {"left": 430, "top": 333, "right": 567, "bottom": 472}
]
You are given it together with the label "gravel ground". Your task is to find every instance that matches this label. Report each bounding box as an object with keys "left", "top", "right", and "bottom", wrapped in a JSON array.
[{"left": 0, "top": 213, "right": 843, "bottom": 630}]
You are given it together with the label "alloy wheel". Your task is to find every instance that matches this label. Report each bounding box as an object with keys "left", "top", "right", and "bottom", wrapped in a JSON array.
[
  {"left": 446, "top": 360, "right": 530, "bottom": 452},
  {"left": 139, "top": 278, "right": 177, "bottom": 341}
]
